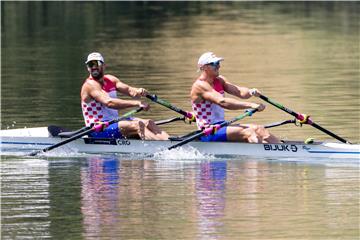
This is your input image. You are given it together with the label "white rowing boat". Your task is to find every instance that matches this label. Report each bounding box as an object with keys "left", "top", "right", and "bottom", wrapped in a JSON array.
[{"left": 1, "top": 126, "right": 359, "bottom": 159}]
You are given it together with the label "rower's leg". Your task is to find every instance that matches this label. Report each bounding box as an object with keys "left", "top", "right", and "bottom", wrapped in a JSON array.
[
  {"left": 144, "top": 119, "right": 169, "bottom": 140},
  {"left": 262, "top": 133, "right": 281, "bottom": 143},
  {"left": 252, "top": 125, "right": 281, "bottom": 144},
  {"left": 118, "top": 121, "right": 140, "bottom": 139},
  {"left": 226, "top": 125, "right": 260, "bottom": 143},
  {"left": 226, "top": 124, "right": 280, "bottom": 143},
  {"left": 119, "top": 119, "right": 169, "bottom": 140}
]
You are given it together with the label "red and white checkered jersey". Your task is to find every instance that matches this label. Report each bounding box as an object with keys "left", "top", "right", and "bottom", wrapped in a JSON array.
[
  {"left": 191, "top": 77, "right": 225, "bottom": 129},
  {"left": 81, "top": 75, "right": 119, "bottom": 126}
]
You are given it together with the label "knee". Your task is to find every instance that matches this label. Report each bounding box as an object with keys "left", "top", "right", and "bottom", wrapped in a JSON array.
[
  {"left": 144, "top": 119, "right": 153, "bottom": 127},
  {"left": 137, "top": 120, "right": 146, "bottom": 129},
  {"left": 127, "top": 120, "right": 144, "bottom": 131},
  {"left": 241, "top": 127, "right": 260, "bottom": 143},
  {"left": 251, "top": 124, "right": 266, "bottom": 133}
]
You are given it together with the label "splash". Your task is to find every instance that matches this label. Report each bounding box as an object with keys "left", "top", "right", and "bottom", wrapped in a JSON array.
[
  {"left": 0, "top": 145, "right": 89, "bottom": 159},
  {"left": 4, "top": 121, "right": 18, "bottom": 130},
  {"left": 153, "top": 146, "right": 215, "bottom": 160}
]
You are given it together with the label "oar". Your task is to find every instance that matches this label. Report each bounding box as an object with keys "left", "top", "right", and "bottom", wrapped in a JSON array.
[
  {"left": 146, "top": 94, "right": 195, "bottom": 122},
  {"left": 168, "top": 108, "right": 258, "bottom": 150},
  {"left": 264, "top": 119, "right": 296, "bottom": 129},
  {"left": 258, "top": 94, "right": 351, "bottom": 144},
  {"left": 155, "top": 116, "right": 185, "bottom": 126},
  {"left": 57, "top": 116, "right": 184, "bottom": 138},
  {"left": 29, "top": 107, "right": 143, "bottom": 156},
  {"left": 171, "top": 119, "right": 295, "bottom": 141}
]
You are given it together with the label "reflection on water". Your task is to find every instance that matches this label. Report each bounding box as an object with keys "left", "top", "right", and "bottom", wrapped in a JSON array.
[
  {"left": 81, "top": 157, "right": 121, "bottom": 238},
  {"left": 196, "top": 161, "right": 226, "bottom": 240},
  {"left": 1, "top": 156, "right": 359, "bottom": 239}
]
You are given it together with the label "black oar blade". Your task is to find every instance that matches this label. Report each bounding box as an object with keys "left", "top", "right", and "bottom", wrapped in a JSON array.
[
  {"left": 28, "top": 129, "right": 92, "bottom": 157},
  {"left": 29, "top": 150, "right": 42, "bottom": 156}
]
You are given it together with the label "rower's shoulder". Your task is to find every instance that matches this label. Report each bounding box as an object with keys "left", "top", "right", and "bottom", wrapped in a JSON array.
[
  {"left": 104, "top": 74, "right": 120, "bottom": 82},
  {"left": 216, "top": 75, "right": 227, "bottom": 83},
  {"left": 193, "top": 77, "right": 207, "bottom": 86},
  {"left": 193, "top": 77, "right": 218, "bottom": 91},
  {"left": 191, "top": 78, "right": 206, "bottom": 91},
  {"left": 83, "top": 78, "right": 100, "bottom": 88}
]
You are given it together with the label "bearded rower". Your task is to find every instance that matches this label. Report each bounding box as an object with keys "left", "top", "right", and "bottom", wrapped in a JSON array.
[{"left": 81, "top": 52, "right": 169, "bottom": 140}]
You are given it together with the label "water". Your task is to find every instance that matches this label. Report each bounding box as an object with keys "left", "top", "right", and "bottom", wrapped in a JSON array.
[
  {"left": 1, "top": 2, "right": 359, "bottom": 239},
  {"left": 1, "top": 154, "right": 359, "bottom": 239}
]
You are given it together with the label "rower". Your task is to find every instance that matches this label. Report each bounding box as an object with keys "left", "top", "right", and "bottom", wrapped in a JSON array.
[
  {"left": 80, "top": 52, "right": 169, "bottom": 140},
  {"left": 190, "top": 52, "right": 280, "bottom": 143}
]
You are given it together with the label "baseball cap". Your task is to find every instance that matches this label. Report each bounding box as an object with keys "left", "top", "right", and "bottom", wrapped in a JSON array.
[
  {"left": 198, "top": 52, "right": 224, "bottom": 69},
  {"left": 85, "top": 52, "right": 104, "bottom": 64}
]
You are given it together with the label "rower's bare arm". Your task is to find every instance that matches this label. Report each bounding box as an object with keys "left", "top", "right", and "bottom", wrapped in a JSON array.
[
  {"left": 107, "top": 75, "right": 131, "bottom": 96},
  {"left": 204, "top": 92, "right": 260, "bottom": 110},
  {"left": 194, "top": 81, "right": 261, "bottom": 111},
  {"left": 87, "top": 83, "right": 141, "bottom": 109},
  {"left": 107, "top": 75, "right": 147, "bottom": 98},
  {"left": 221, "top": 76, "right": 258, "bottom": 99}
]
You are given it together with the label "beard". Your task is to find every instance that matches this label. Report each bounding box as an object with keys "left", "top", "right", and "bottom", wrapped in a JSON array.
[{"left": 90, "top": 69, "right": 104, "bottom": 80}]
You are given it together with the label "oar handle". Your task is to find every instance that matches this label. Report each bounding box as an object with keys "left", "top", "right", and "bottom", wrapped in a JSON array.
[
  {"left": 228, "top": 108, "right": 258, "bottom": 125},
  {"left": 146, "top": 94, "right": 195, "bottom": 121},
  {"left": 258, "top": 94, "right": 350, "bottom": 144}
]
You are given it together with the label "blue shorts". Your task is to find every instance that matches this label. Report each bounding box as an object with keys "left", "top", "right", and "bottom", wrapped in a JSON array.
[
  {"left": 89, "top": 122, "right": 123, "bottom": 139},
  {"left": 200, "top": 126, "right": 227, "bottom": 142}
]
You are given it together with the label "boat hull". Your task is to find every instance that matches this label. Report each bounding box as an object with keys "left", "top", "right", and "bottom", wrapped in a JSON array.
[{"left": 1, "top": 127, "right": 359, "bottom": 159}]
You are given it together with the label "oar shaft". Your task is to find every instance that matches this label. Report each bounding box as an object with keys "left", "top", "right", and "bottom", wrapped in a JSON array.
[
  {"left": 259, "top": 94, "right": 350, "bottom": 144},
  {"left": 29, "top": 107, "right": 143, "bottom": 156},
  {"left": 168, "top": 108, "right": 258, "bottom": 150},
  {"left": 41, "top": 128, "right": 93, "bottom": 153},
  {"left": 259, "top": 95, "right": 299, "bottom": 118},
  {"left": 146, "top": 94, "right": 193, "bottom": 119},
  {"left": 107, "top": 107, "right": 143, "bottom": 125},
  {"left": 264, "top": 119, "right": 295, "bottom": 129},
  {"left": 168, "top": 131, "right": 204, "bottom": 150},
  {"left": 227, "top": 109, "right": 258, "bottom": 125},
  {"left": 155, "top": 116, "right": 185, "bottom": 126},
  {"left": 311, "top": 122, "right": 349, "bottom": 144}
]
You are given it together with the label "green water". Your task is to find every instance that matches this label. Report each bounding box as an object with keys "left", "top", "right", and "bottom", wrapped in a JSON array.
[{"left": 1, "top": 2, "right": 359, "bottom": 239}]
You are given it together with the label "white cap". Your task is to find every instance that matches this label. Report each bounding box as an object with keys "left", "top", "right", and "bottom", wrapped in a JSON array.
[
  {"left": 85, "top": 52, "right": 104, "bottom": 64},
  {"left": 198, "top": 52, "right": 224, "bottom": 68}
]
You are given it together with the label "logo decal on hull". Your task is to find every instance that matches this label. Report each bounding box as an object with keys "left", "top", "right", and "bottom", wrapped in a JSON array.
[
  {"left": 116, "top": 139, "right": 131, "bottom": 145},
  {"left": 84, "top": 138, "right": 130, "bottom": 146},
  {"left": 264, "top": 144, "right": 298, "bottom": 152}
]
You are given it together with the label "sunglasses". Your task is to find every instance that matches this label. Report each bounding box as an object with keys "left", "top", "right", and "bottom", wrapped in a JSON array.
[
  {"left": 87, "top": 60, "right": 103, "bottom": 68},
  {"left": 207, "top": 61, "right": 221, "bottom": 67}
]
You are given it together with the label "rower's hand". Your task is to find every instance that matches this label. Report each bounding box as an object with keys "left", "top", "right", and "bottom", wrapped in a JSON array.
[
  {"left": 249, "top": 88, "right": 261, "bottom": 97},
  {"left": 252, "top": 103, "right": 265, "bottom": 112},
  {"left": 135, "top": 88, "right": 148, "bottom": 97},
  {"left": 138, "top": 101, "right": 150, "bottom": 111}
]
